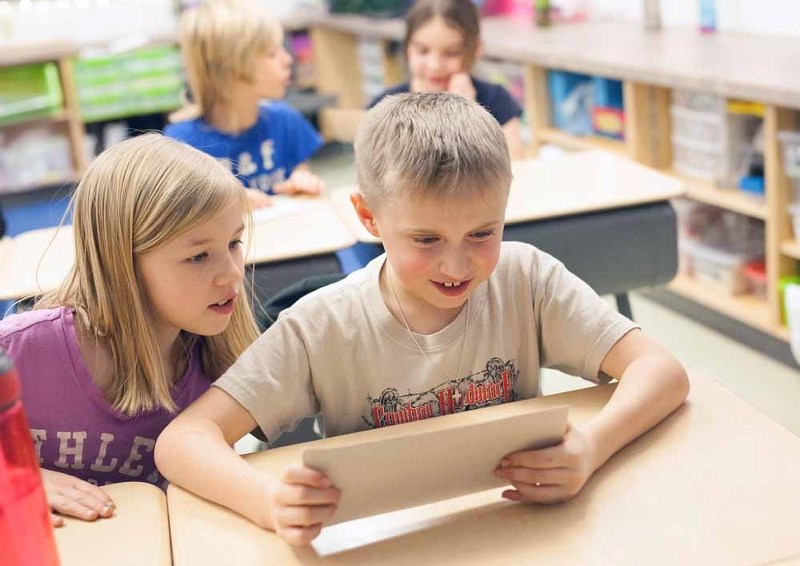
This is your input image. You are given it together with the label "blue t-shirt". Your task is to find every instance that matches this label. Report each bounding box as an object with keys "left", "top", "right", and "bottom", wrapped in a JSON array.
[
  {"left": 369, "top": 77, "right": 523, "bottom": 126},
  {"left": 164, "top": 101, "right": 323, "bottom": 194}
]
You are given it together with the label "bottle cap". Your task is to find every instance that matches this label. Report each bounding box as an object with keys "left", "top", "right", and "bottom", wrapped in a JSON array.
[{"left": 0, "top": 349, "right": 20, "bottom": 411}]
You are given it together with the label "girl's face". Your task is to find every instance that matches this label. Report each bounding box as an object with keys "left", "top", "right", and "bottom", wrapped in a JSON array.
[
  {"left": 248, "top": 37, "right": 293, "bottom": 100},
  {"left": 136, "top": 199, "right": 246, "bottom": 348},
  {"left": 407, "top": 16, "right": 469, "bottom": 93}
]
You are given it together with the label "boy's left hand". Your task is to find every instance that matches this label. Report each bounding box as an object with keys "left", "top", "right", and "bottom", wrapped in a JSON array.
[
  {"left": 273, "top": 170, "right": 325, "bottom": 196},
  {"left": 494, "top": 424, "right": 596, "bottom": 504}
]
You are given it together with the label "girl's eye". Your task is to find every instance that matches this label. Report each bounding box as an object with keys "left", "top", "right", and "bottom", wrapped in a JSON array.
[
  {"left": 188, "top": 252, "right": 208, "bottom": 264},
  {"left": 229, "top": 239, "right": 243, "bottom": 250}
]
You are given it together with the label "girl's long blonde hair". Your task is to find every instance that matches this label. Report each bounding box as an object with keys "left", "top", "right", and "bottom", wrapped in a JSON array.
[
  {"left": 38, "top": 134, "right": 259, "bottom": 416},
  {"left": 171, "top": 0, "right": 282, "bottom": 122}
]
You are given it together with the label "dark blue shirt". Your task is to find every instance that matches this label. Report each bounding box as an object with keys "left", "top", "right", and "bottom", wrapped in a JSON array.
[
  {"left": 369, "top": 77, "right": 522, "bottom": 126},
  {"left": 164, "top": 101, "right": 323, "bottom": 194}
]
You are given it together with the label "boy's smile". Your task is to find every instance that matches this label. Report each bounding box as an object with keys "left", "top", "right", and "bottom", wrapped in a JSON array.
[{"left": 357, "top": 188, "right": 507, "bottom": 333}]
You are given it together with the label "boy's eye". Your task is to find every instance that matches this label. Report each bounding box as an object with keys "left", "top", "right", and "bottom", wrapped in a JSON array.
[
  {"left": 413, "top": 236, "right": 439, "bottom": 245},
  {"left": 471, "top": 230, "right": 495, "bottom": 240}
]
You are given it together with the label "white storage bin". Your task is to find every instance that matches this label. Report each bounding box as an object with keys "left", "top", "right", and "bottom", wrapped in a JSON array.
[
  {"left": 672, "top": 90, "right": 726, "bottom": 114},
  {"left": 778, "top": 131, "right": 800, "bottom": 177},
  {"left": 671, "top": 106, "right": 729, "bottom": 146},
  {"left": 681, "top": 238, "right": 763, "bottom": 295}
]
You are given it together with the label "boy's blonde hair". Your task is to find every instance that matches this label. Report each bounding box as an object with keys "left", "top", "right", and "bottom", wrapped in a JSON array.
[
  {"left": 38, "top": 134, "right": 259, "bottom": 416},
  {"left": 174, "top": 0, "right": 282, "bottom": 121},
  {"left": 354, "top": 92, "right": 512, "bottom": 209}
]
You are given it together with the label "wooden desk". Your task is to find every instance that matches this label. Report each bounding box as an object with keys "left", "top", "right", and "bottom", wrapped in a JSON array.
[
  {"left": 0, "top": 226, "right": 74, "bottom": 301},
  {"left": 0, "top": 199, "right": 355, "bottom": 303},
  {"left": 166, "top": 374, "right": 800, "bottom": 565},
  {"left": 330, "top": 150, "right": 685, "bottom": 317},
  {"left": 54, "top": 482, "right": 170, "bottom": 566}
]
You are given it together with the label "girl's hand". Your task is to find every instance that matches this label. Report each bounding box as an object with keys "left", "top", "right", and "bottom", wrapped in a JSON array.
[
  {"left": 267, "top": 466, "right": 341, "bottom": 546},
  {"left": 447, "top": 73, "right": 477, "bottom": 100},
  {"left": 42, "top": 469, "right": 115, "bottom": 526},
  {"left": 494, "top": 424, "right": 596, "bottom": 504},
  {"left": 246, "top": 188, "right": 273, "bottom": 210},
  {"left": 273, "top": 170, "right": 325, "bottom": 197}
]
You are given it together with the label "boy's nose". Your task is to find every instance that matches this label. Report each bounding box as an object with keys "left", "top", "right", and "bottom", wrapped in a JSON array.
[{"left": 439, "top": 252, "right": 470, "bottom": 280}]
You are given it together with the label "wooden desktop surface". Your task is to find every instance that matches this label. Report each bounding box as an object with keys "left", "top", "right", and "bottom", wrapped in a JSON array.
[
  {"left": 331, "top": 150, "right": 686, "bottom": 243},
  {"left": 0, "top": 198, "right": 355, "bottom": 301},
  {"left": 54, "top": 481, "right": 170, "bottom": 566},
  {"left": 166, "top": 374, "right": 800, "bottom": 565}
]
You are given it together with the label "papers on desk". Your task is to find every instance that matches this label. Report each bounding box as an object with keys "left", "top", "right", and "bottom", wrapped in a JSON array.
[
  {"left": 303, "top": 404, "right": 567, "bottom": 525},
  {"left": 249, "top": 197, "right": 317, "bottom": 224}
]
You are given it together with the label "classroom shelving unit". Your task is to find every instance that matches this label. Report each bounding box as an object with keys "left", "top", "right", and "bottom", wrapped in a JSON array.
[
  {"left": 0, "top": 42, "right": 87, "bottom": 195},
  {"left": 306, "top": 14, "right": 800, "bottom": 344}
]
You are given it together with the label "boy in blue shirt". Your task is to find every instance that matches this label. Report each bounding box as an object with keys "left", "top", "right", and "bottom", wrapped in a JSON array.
[
  {"left": 165, "top": 0, "right": 324, "bottom": 208},
  {"left": 156, "top": 93, "right": 689, "bottom": 546}
]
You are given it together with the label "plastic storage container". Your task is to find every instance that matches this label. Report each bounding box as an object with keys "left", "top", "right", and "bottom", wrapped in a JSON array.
[
  {"left": 778, "top": 131, "right": 800, "bottom": 177},
  {"left": 743, "top": 259, "right": 767, "bottom": 300},
  {"left": 680, "top": 238, "right": 763, "bottom": 295},
  {"left": 74, "top": 45, "right": 183, "bottom": 122},
  {"left": 0, "top": 63, "right": 64, "bottom": 126},
  {"left": 672, "top": 90, "right": 726, "bottom": 114},
  {"left": 788, "top": 203, "right": 800, "bottom": 240},
  {"left": 548, "top": 70, "right": 593, "bottom": 136}
]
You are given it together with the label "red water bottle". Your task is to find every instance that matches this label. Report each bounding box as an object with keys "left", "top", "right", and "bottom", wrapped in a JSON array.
[{"left": 0, "top": 348, "right": 60, "bottom": 566}]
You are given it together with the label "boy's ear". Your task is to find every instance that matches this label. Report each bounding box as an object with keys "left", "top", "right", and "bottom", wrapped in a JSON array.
[
  {"left": 473, "top": 40, "right": 484, "bottom": 66},
  {"left": 350, "top": 191, "right": 381, "bottom": 238}
]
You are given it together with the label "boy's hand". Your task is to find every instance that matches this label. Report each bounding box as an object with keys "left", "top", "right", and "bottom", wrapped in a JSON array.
[
  {"left": 494, "top": 424, "right": 596, "bottom": 504},
  {"left": 267, "top": 466, "right": 341, "bottom": 546},
  {"left": 246, "top": 188, "right": 274, "bottom": 210},
  {"left": 273, "top": 170, "right": 325, "bottom": 197},
  {"left": 447, "top": 73, "right": 476, "bottom": 100},
  {"left": 42, "top": 468, "right": 115, "bottom": 526}
]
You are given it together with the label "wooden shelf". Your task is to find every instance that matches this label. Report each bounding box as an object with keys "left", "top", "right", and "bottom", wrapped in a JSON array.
[
  {"left": 668, "top": 274, "right": 785, "bottom": 339},
  {"left": 781, "top": 240, "right": 800, "bottom": 260},
  {"left": 538, "top": 128, "right": 628, "bottom": 155},
  {"left": 0, "top": 109, "right": 73, "bottom": 130},
  {"left": 0, "top": 173, "right": 78, "bottom": 196},
  {"left": 670, "top": 171, "right": 768, "bottom": 220}
]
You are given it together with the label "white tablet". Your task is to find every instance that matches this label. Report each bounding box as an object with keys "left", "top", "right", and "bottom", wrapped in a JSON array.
[{"left": 303, "top": 404, "right": 568, "bottom": 525}]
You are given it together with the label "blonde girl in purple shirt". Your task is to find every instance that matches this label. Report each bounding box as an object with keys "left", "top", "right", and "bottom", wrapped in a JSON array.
[{"left": 0, "top": 134, "right": 259, "bottom": 526}]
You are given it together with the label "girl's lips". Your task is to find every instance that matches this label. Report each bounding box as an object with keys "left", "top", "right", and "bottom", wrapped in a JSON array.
[
  {"left": 208, "top": 297, "right": 235, "bottom": 315},
  {"left": 432, "top": 280, "right": 471, "bottom": 297}
]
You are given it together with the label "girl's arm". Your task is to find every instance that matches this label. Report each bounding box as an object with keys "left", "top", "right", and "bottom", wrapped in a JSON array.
[
  {"left": 154, "top": 388, "right": 339, "bottom": 546},
  {"left": 502, "top": 117, "right": 526, "bottom": 161},
  {"left": 496, "top": 329, "right": 689, "bottom": 503}
]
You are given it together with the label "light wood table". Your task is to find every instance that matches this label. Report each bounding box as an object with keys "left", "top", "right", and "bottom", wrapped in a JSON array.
[
  {"left": 0, "top": 226, "right": 74, "bottom": 301},
  {"left": 0, "top": 198, "right": 355, "bottom": 302},
  {"left": 54, "top": 482, "right": 170, "bottom": 566},
  {"left": 166, "top": 374, "right": 800, "bottom": 565}
]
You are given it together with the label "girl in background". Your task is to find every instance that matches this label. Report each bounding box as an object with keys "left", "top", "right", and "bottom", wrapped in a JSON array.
[{"left": 370, "top": 0, "right": 525, "bottom": 159}]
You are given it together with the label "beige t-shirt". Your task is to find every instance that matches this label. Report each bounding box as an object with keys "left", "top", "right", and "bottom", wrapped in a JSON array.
[{"left": 215, "top": 242, "right": 638, "bottom": 442}]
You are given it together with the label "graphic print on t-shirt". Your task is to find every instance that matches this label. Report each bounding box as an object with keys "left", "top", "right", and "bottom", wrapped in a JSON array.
[{"left": 364, "top": 357, "right": 519, "bottom": 429}]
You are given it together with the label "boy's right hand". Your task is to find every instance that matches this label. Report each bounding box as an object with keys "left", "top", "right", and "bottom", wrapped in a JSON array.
[
  {"left": 246, "top": 188, "right": 274, "bottom": 210},
  {"left": 41, "top": 469, "right": 115, "bottom": 527},
  {"left": 267, "top": 466, "right": 341, "bottom": 546}
]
